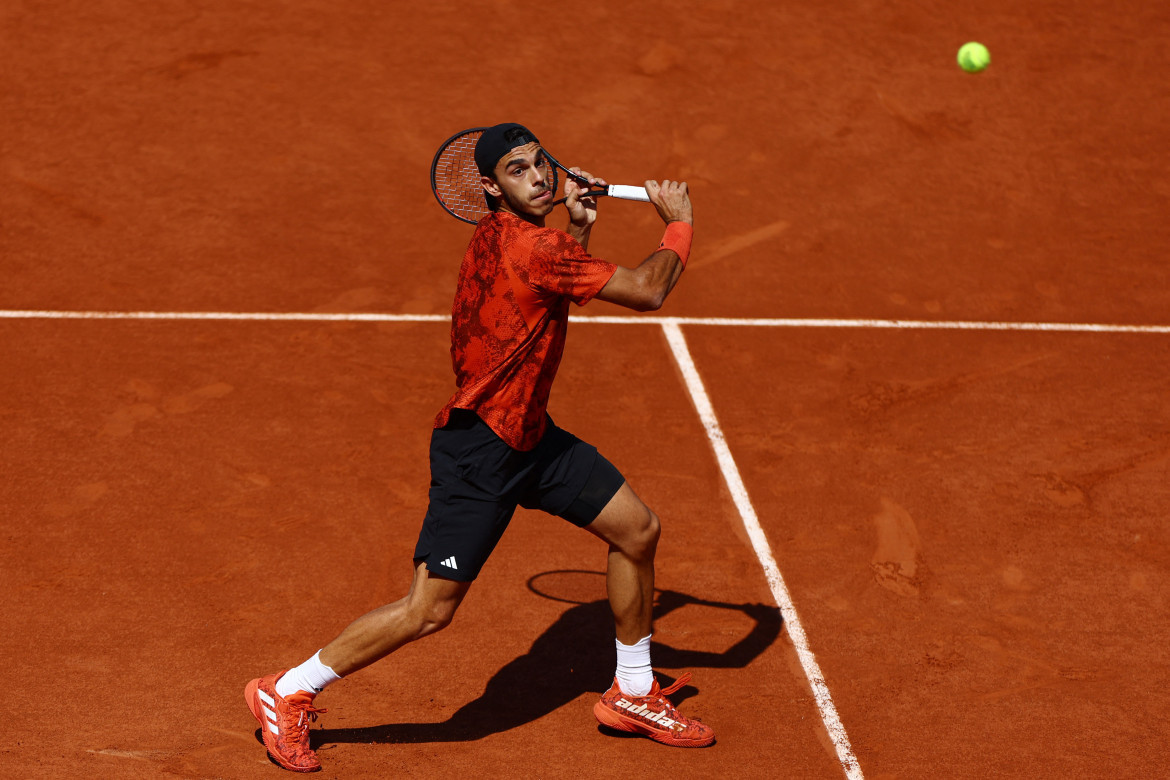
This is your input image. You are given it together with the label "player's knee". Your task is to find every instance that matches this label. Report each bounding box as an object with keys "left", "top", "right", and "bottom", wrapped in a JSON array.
[
  {"left": 628, "top": 507, "right": 660, "bottom": 562},
  {"left": 409, "top": 594, "right": 461, "bottom": 639},
  {"left": 420, "top": 601, "right": 458, "bottom": 637}
]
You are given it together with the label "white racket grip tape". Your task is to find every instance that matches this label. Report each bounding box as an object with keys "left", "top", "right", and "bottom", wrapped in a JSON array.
[{"left": 607, "top": 184, "right": 650, "bottom": 202}]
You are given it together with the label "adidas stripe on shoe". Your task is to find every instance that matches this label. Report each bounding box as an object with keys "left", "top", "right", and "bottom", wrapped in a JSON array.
[
  {"left": 594, "top": 672, "right": 715, "bottom": 747},
  {"left": 245, "top": 671, "right": 327, "bottom": 773}
]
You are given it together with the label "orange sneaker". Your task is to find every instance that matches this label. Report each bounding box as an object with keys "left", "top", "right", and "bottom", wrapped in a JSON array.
[
  {"left": 594, "top": 672, "right": 715, "bottom": 747},
  {"left": 245, "top": 671, "right": 327, "bottom": 773}
]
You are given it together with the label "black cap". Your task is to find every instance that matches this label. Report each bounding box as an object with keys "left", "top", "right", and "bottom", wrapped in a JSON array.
[{"left": 474, "top": 123, "right": 540, "bottom": 176}]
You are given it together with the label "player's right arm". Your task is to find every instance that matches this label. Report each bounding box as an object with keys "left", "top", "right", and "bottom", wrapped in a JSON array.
[{"left": 594, "top": 180, "right": 693, "bottom": 312}]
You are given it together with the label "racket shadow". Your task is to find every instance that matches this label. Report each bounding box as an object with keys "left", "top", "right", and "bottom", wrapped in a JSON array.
[{"left": 312, "top": 577, "right": 782, "bottom": 746}]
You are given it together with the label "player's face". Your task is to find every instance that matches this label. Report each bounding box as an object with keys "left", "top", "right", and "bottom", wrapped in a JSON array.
[{"left": 482, "top": 142, "right": 555, "bottom": 222}]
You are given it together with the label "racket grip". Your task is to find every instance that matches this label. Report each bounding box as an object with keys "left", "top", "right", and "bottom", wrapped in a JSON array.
[{"left": 606, "top": 184, "right": 649, "bottom": 202}]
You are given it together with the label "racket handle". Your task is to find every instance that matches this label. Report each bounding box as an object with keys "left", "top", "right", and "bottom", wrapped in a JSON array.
[
  {"left": 606, "top": 184, "right": 649, "bottom": 202},
  {"left": 551, "top": 184, "right": 651, "bottom": 206}
]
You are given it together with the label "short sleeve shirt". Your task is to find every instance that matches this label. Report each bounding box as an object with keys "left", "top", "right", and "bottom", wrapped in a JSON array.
[{"left": 434, "top": 211, "right": 618, "bottom": 451}]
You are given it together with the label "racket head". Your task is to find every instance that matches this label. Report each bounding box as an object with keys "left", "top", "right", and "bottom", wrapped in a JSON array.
[
  {"left": 430, "top": 127, "right": 489, "bottom": 224},
  {"left": 430, "top": 128, "right": 561, "bottom": 224}
]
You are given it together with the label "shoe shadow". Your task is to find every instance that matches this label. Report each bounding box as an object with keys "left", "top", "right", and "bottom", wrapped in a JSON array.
[{"left": 313, "top": 574, "right": 782, "bottom": 747}]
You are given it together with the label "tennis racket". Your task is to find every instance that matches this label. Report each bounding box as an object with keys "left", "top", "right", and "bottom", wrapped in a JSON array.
[{"left": 430, "top": 127, "right": 650, "bottom": 225}]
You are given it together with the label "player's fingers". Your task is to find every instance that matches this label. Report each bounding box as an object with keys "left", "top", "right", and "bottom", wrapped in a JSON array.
[{"left": 567, "top": 167, "right": 583, "bottom": 184}]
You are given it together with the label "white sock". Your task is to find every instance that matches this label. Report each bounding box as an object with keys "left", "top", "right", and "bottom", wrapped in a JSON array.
[
  {"left": 615, "top": 634, "right": 653, "bottom": 696},
  {"left": 276, "top": 650, "right": 342, "bottom": 698}
]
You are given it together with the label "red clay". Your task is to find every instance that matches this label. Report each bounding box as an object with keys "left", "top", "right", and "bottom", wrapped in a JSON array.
[{"left": 3, "top": 1, "right": 1168, "bottom": 778}]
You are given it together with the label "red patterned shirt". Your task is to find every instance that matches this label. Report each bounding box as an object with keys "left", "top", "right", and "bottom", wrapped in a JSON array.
[{"left": 434, "top": 211, "right": 618, "bottom": 450}]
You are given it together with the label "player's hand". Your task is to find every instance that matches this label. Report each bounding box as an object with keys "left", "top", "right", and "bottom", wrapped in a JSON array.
[
  {"left": 646, "top": 179, "right": 692, "bottom": 225},
  {"left": 564, "top": 167, "right": 606, "bottom": 229}
]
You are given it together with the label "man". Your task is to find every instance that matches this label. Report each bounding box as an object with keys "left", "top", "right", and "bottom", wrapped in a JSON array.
[{"left": 245, "top": 123, "right": 709, "bottom": 773}]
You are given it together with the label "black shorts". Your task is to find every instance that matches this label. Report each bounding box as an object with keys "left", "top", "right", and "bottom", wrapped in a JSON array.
[{"left": 413, "top": 409, "right": 625, "bottom": 582}]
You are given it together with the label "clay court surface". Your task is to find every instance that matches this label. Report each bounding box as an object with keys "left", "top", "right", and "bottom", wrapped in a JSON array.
[{"left": 3, "top": 1, "right": 1168, "bottom": 778}]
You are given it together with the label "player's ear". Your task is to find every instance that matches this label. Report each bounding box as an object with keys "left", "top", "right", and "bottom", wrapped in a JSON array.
[{"left": 480, "top": 175, "right": 502, "bottom": 198}]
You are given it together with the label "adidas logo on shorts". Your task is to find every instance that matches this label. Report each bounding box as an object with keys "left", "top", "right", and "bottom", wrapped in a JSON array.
[{"left": 440, "top": 556, "right": 458, "bottom": 570}]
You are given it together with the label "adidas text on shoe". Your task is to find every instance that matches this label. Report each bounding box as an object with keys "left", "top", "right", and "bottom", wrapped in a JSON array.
[
  {"left": 245, "top": 671, "right": 327, "bottom": 773},
  {"left": 594, "top": 672, "right": 715, "bottom": 748}
]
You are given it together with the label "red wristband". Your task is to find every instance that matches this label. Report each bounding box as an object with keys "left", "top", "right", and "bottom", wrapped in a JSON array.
[{"left": 658, "top": 221, "right": 693, "bottom": 267}]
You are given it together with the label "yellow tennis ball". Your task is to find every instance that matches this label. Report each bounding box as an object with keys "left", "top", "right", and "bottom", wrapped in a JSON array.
[{"left": 957, "top": 42, "right": 990, "bottom": 73}]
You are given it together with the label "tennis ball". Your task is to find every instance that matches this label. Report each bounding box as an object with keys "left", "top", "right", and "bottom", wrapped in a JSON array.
[{"left": 957, "top": 42, "right": 990, "bottom": 73}]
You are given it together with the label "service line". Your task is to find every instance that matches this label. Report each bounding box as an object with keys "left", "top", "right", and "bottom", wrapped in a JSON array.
[
  {"left": 2, "top": 309, "right": 1169, "bottom": 333},
  {"left": 661, "top": 322, "right": 863, "bottom": 780}
]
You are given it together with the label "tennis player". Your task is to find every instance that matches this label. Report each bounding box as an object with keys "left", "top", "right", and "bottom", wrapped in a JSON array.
[{"left": 245, "top": 123, "right": 710, "bottom": 772}]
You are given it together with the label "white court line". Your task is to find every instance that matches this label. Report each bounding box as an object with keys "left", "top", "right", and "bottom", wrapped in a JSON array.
[
  {"left": 661, "top": 322, "right": 863, "bottom": 780},
  {"left": 0, "top": 310, "right": 449, "bottom": 322},
  {"left": 615, "top": 316, "right": 1170, "bottom": 333},
  {"left": 1, "top": 309, "right": 1169, "bottom": 332}
]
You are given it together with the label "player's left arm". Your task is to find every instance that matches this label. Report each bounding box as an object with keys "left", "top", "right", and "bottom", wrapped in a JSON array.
[
  {"left": 563, "top": 167, "right": 606, "bottom": 251},
  {"left": 593, "top": 179, "right": 692, "bottom": 312}
]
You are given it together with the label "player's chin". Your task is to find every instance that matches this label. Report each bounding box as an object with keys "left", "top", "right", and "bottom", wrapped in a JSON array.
[{"left": 528, "top": 191, "right": 555, "bottom": 215}]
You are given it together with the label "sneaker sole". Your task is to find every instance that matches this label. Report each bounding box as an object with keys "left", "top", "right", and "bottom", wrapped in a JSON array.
[
  {"left": 593, "top": 700, "right": 716, "bottom": 748},
  {"left": 244, "top": 678, "right": 322, "bottom": 773}
]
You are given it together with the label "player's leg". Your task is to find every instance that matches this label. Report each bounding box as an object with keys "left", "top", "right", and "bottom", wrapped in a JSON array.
[
  {"left": 518, "top": 421, "right": 650, "bottom": 639},
  {"left": 521, "top": 420, "right": 715, "bottom": 749},
  {"left": 245, "top": 410, "right": 522, "bottom": 771},
  {"left": 318, "top": 562, "right": 471, "bottom": 675},
  {"left": 581, "top": 482, "right": 659, "bottom": 646},
  {"left": 520, "top": 423, "right": 657, "bottom": 647},
  {"left": 582, "top": 481, "right": 658, "bottom": 696},
  {"left": 584, "top": 482, "right": 714, "bottom": 747},
  {"left": 243, "top": 565, "right": 469, "bottom": 773},
  {"left": 323, "top": 411, "right": 520, "bottom": 674}
]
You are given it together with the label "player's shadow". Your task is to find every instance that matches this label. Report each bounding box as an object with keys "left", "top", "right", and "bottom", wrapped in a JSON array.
[{"left": 311, "top": 572, "right": 781, "bottom": 746}]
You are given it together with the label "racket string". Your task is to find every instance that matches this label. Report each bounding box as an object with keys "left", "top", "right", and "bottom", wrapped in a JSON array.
[{"left": 433, "top": 131, "right": 488, "bottom": 224}]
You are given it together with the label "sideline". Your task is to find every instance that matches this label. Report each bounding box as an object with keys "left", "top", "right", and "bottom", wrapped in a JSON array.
[{"left": 661, "top": 322, "right": 863, "bottom": 780}]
